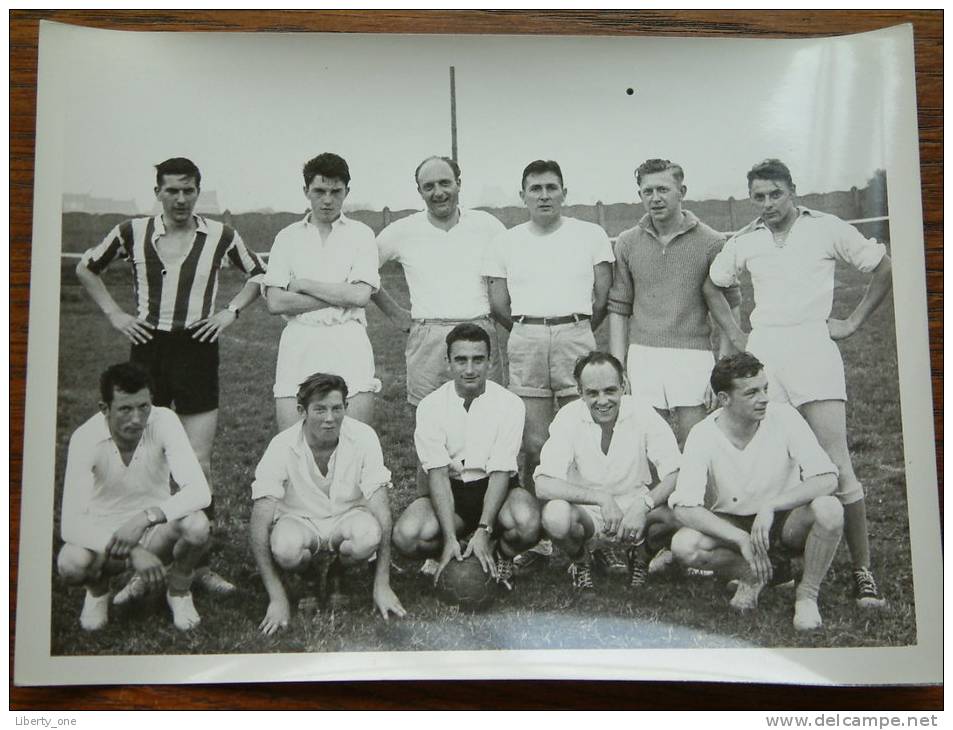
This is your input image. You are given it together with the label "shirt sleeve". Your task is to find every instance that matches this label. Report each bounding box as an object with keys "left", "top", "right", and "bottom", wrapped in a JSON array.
[
  {"left": 157, "top": 411, "right": 212, "bottom": 521},
  {"left": 485, "top": 396, "right": 525, "bottom": 475},
  {"left": 376, "top": 221, "right": 399, "bottom": 267},
  {"left": 590, "top": 224, "right": 615, "bottom": 265},
  {"left": 414, "top": 396, "right": 452, "bottom": 473},
  {"left": 80, "top": 221, "right": 132, "bottom": 275},
  {"left": 777, "top": 405, "right": 839, "bottom": 480},
  {"left": 481, "top": 229, "right": 509, "bottom": 278},
  {"left": 668, "top": 425, "right": 711, "bottom": 509},
  {"left": 261, "top": 230, "right": 293, "bottom": 290},
  {"left": 643, "top": 408, "right": 682, "bottom": 480},
  {"left": 708, "top": 236, "right": 742, "bottom": 308},
  {"left": 223, "top": 227, "right": 267, "bottom": 281},
  {"left": 358, "top": 427, "right": 392, "bottom": 499},
  {"left": 533, "top": 407, "right": 576, "bottom": 482},
  {"left": 60, "top": 428, "right": 114, "bottom": 553},
  {"left": 347, "top": 226, "right": 381, "bottom": 291},
  {"left": 826, "top": 217, "right": 887, "bottom": 273},
  {"left": 251, "top": 434, "right": 290, "bottom": 501},
  {"left": 709, "top": 234, "right": 742, "bottom": 288},
  {"left": 606, "top": 232, "right": 634, "bottom": 316}
]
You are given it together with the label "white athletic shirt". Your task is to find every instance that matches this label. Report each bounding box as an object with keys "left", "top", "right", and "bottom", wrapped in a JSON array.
[
  {"left": 482, "top": 216, "right": 614, "bottom": 317},
  {"left": 377, "top": 209, "right": 505, "bottom": 320},
  {"left": 709, "top": 207, "right": 886, "bottom": 328},
  {"left": 669, "top": 403, "right": 837, "bottom": 516},
  {"left": 414, "top": 380, "right": 524, "bottom": 483}
]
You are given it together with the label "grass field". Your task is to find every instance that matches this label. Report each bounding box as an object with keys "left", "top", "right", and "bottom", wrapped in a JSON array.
[{"left": 48, "top": 233, "right": 916, "bottom": 656}]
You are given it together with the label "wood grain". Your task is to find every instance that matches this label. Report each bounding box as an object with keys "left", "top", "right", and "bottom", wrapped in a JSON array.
[{"left": 10, "top": 9, "right": 942, "bottom": 710}]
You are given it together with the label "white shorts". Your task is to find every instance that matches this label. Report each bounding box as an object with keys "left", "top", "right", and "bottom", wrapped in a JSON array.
[
  {"left": 579, "top": 490, "right": 647, "bottom": 541},
  {"left": 273, "top": 319, "right": 382, "bottom": 399},
  {"left": 273, "top": 505, "right": 375, "bottom": 553},
  {"left": 748, "top": 323, "right": 847, "bottom": 407},
  {"left": 626, "top": 344, "right": 714, "bottom": 410}
]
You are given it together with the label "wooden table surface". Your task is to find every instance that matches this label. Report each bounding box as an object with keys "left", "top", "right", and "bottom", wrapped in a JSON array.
[{"left": 9, "top": 9, "right": 943, "bottom": 711}]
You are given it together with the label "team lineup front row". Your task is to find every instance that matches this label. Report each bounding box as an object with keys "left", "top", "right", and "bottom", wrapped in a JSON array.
[{"left": 59, "top": 152, "right": 894, "bottom": 636}]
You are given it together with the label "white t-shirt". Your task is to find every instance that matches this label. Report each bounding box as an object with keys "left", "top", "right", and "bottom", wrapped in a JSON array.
[
  {"left": 534, "top": 396, "right": 681, "bottom": 497},
  {"left": 709, "top": 207, "right": 887, "bottom": 328},
  {"left": 669, "top": 403, "right": 838, "bottom": 516},
  {"left": 414, "top": 380, "right": 524, "bottom": 483},
  {"left": 482, "top": 216, "right": 614, "bottom": 317},
  {"left": 377, "top": 209, "right": 505, "bottom": 320},
  {"left": 251, "top": 416, "right": 392, "bottom": 520},
  {"left": 263, "top": 213, "right": 380, "bottom": 327}
]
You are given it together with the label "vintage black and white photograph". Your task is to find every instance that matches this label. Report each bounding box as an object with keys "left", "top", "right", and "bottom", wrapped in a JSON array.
[{"left": 15, "top": 20, "right": 941, "bottom": 686}]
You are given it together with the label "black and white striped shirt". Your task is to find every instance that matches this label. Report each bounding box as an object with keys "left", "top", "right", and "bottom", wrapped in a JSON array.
[{"left": 81, "top": 214, "right": 266, "bottom": 332}]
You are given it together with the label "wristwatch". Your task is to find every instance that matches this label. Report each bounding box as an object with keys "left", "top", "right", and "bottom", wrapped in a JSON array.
[
  {"left": 226, "top": 303, "right": 241, "bottom": 318},
  {"left": 477, "top": 522, "right": 493, "bottom": 537},
  {"left": 642, "top": 492, "right": 656, "bottom": 511},
  {"left": 144, "top": 507, "right": 164, "bottom": 526}
]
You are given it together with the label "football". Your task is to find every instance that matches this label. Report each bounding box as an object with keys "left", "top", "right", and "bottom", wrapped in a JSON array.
[{"left": 435, "top": 555, "right": 498, "bottom": 611}]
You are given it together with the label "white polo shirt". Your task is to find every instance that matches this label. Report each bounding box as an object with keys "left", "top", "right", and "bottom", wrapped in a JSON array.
[
  {"left": 669, "top": 403, "right": 838, "bottom": 516},
  {"left": 534, "top": 396, "right": 681, "bottom": 497},
  {"left": 482, "top": 216, "right": 614, "bottom": 317},
  {"left": 263, "top": 212, "right": 380, "bottom": 327},
  {"left": 709, "top": 207, "right": 887, "bottom": 328},
  {"left": 377, "top": 209, "right": 505, "bottom": 320},
  {"left": 60, "top": 407, "right": 211, "bottom": 553},
  {"left": 414, "top": 380, "right": 525, "bottom": 483},
  {"left": 251, "top": 416, "right": 391, "bottom": 521}
]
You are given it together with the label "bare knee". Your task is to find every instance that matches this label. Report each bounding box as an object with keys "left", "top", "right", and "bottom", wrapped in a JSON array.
[
  {"left": 345, "top": 514, "right": 382, "bottom": 561},
  {"left": 178, "top": 510, "right": 211, "bottom": 546},
  {"left": 57, "top": 544, "right": 98, "bottom": 584},
  {"left": 670, "top": 528, "right": 706, "bottom": 567},
  {"left": 270, "top": 528, "right": 310, "bottom": 572},
  {"left": 811, "top": 496, "right": 844, "bottom": 532},
  {"left": 392, "top": 511, "right": 425, "bottom": 556},
  {"left": 541, "top": 500, "right": 572, "bottom": 540},
  {"left": 502, "top": 493, "right": 541, "bottom": 546}
]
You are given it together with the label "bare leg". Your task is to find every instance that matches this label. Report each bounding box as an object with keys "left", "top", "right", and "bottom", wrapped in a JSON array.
[
  {"left": 520, "top": 396, "right": 555, "bottom": 495},
  {"left": 496, "top": 488, "right": 541, "bottom": 557},
  {"left": 541, "top": 500, "right": 595, "bottom": 558},
  {"left": 672, "top": 404, "right": 708, "bottom": 450},
  {"left": 392, "top": 497, "right": 464, "bottom": 557},
  {"left": 275, "top": 397, "right": 301, "bottom": 432},
  {"left": 345, "top": 392, "right": 375, "bottom": 427}
]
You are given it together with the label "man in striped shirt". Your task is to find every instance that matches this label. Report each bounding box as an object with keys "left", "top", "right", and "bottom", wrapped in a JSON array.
[{"left": 76, "top": 157, "right": 266, "bottom": 594}]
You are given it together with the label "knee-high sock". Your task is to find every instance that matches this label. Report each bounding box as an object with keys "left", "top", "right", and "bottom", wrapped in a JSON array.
[{"left": 796, "top": 524, "right": 842, "bottom": 602}]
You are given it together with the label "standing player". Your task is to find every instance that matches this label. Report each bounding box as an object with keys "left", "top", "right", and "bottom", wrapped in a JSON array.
[
  {"left": 372, "top": 156, "right": 506, "bottom": 498},
  {"left": 707, "top": 158, "right": 893, "bottom": 608},
  {"left": 263, "top": 153, "right": 381, "bottom": 431},
  {"left": 391, "top": 324, "right": 539, "bottom": 589},
  {"left": 57, "top": 363, "right": 212, "bottom": 631},
  {"left": 608, "top": 158, "right": 741, "bottom": 447},
  {"left": 483, "top": 159, "right": 615, "bottom": 493},
  {"left": 535, "top": 352, "right": 682, "bottom": 594},
  {"left": 76, "top": 157, "right": 266, "bottom": 595},
  {"left": 669, "top": 353, "right": 844, "bottom": 631},
  {"left": 249, "top": 373, "right": 405, "bottom": 634}
]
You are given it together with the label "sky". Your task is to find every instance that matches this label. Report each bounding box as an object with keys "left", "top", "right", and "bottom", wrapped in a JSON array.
[{"left": 51, "top": 23, "right": 898, "bottom": 214}]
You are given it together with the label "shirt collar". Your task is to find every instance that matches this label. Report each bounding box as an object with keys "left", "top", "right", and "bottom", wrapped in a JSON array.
[
  {"left": 153, "top": 213, "right": 207, "bottom": 240},
  {"left": 302, "top": 211, "right": 350, "bottom": 230},
  {"left": 750, "top": 206, "right": 816, "bottom": 232},
  {"left": 447, "top": 379, "right": 490, "bottom": 405},
  {"left": 637, "top": 209, "right": 699, "bottom": 241}
]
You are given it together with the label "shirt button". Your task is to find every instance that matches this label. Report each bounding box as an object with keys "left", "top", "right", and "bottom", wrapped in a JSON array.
[
  {"left": 732, "top": 497, "right": 738, "bottom": 502},
  {"left": 161, "top": 269, "right": 168, "bottom": 276}
]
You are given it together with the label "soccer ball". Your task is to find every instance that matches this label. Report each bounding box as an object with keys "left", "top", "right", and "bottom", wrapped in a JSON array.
[{"left": 435, "top": 555, "right": 497, "bottom": 611}]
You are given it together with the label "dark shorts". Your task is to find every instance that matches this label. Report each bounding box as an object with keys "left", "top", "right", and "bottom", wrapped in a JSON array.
[
  {"left": 450, "top": 476, "right": 521, "bottom": 535},
  {"left": 716, "top": 509, "right": 795, "bottom": 550},
  {"left": 130, "top": 330, "right": 219, "bottom": 415}
]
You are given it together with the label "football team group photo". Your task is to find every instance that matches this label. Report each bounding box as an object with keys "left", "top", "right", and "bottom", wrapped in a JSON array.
[{"left": 49, "top": 143, "right": 915, "bottom": 658}]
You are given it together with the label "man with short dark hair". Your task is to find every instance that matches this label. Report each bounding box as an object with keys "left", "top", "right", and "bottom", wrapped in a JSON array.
[
  {"left": 608, "top": 158, "right": 740, "bottom": 447},
  {"left": 392, "top": 323, "right": 539, "bottom": 589},
  {"left": 536, "top": 351, "right": 682, "bottom": 594},
  {"left": 483, "top": 160, "right": 615, "bottom": 494},
  {"left": 707, "top": 158, "right": 893, "bottom": 608},
  {"left": 57, "top": 362, "right": 212, "bottom": 631},
  {"left": 264, "top": 153, "right": 381, "bottom": 430},
  {"left": 669, "top": 352, "right": 844, "bottom": 631},
  {"left": 249, "top": 372, "right": 405, "bottom": 634},
  {"left": 76, "top": 157, "right": 266, "bottom": 595}
]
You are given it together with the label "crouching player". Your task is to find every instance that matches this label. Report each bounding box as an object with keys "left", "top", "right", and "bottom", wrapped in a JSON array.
[
  {"left": 669, "top": 353, "right": 844, "bottom": 631},
  {"left": 57, "top": 362, "right": 212, "bottom": 632},
  {"left": 392, "top": 323, "right": 540, "bottom": 589},
  {"left": 249, "top": 373, "right": 405, "bottom": 634},
  {"left": 535, "top": 352, "right": 682, "bottom": 594}
]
